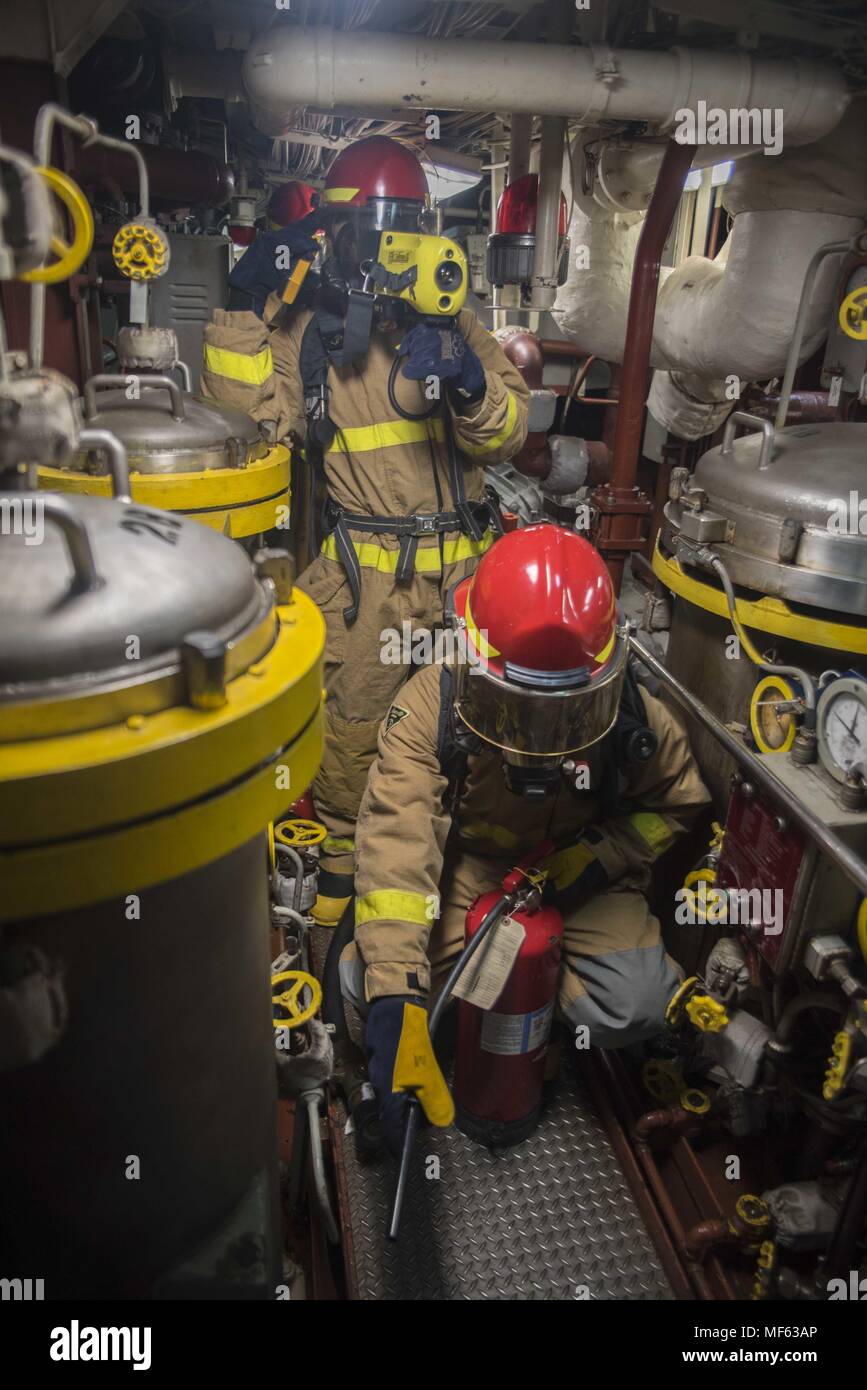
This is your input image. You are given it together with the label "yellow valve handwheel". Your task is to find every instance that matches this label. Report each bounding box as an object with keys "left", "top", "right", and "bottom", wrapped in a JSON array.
[
  {"left": 642, "top": 1057, "right": 685, "bottom": 1104},
  {"left": 271, "top": 969, "right": 322, "bottom": 1030},
  {"left": 275, "top": 818, "right": 327, "bottom": 849},
  {"left": 685, "top": 993, "right": 730, "bottom": 1034},
  {"left": 680, "top": 1087, "right": 711, "bottom": 1115},
  {"left": 750, "top": 675, "right": 798, "bottom": 754},
  {"left": 665, "top": 974, "right": 700, "bottom": 1028},
  {"left": 735, "top": 1194, "right": 771, "bottom": 1231},
  {"left": 267, "top": 822, "right": 276, "bottom": 875},
  {"left": 19, "top": 167, "right": 94, "bottom": 285},
  {"left": 857, "top": 897, "right": 867, "bottom": 967},
  {"left": 839, "top": 285, "right": 867, "bottom": 341},
  {"left": 823, "top": 1028, "right": 852, "bottom": 1100},
  {"left": 112, "top": 220, "right": 170, "bottom": 281}
]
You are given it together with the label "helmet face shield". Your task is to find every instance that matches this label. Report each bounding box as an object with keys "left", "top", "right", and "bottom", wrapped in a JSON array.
[{"left": 452, "top": 628, "right": 628, "bottom": 761}]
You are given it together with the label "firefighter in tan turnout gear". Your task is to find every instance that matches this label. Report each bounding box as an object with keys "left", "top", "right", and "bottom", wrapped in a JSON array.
[
  {"left": 344, "top": 524, "right": 711, "bottom": 1151},
  {"left": 201, "top": 136, "right": 529, "bottom": 925}
]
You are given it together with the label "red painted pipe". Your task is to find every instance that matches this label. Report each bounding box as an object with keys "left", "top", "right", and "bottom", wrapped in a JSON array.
[
  {"left": 611, "top": 139, "right": 694, "bottom": 490},
  {"left": 74, "top": 141, "right": 235, "bottom": 207}
]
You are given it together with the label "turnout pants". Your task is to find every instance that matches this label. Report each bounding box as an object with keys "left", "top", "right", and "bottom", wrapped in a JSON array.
[{"left": 341, "top": 850, "right": 680, "bottom": 1050}]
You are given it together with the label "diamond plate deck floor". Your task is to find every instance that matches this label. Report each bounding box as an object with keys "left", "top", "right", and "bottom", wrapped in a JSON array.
[{"left": 331, "top": 1068, "right": 674, "bottom": 1301}]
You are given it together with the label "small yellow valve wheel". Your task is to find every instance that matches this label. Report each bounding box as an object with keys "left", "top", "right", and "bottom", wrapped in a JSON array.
[
  {"left": 735, "top": 1194, "right": 771, "bottom": 1231},
  {"left": 275, "top": 818, "right": 327, "bottom": 849},
  {"left": 680, "top": 1087, "right": 711, "bottom": 1115},
  {"left": 685, "top": 993, "right": 730, "bottom": 1033},
  {"left": 750, "top": 675, "right": 798, "bottom": 754},
  {"left": 20, "top": 167, "right": 94, "bottom": 285},
  {"left": 839, "top": 285, "right": 867, "bottom": 341},
  {"left": 271, "top": 969, "right": 322, "bottom": 1030},
  {"left": 665, "top": 975, "right": 700, "bottom": 1028},
  {"left": 267, "top": 822, "right": 276, "bottom": 875},
  {"left": 112, "top": 219, "right": 170, "bottom": 281},
  {"left": 642, "top": 1057, "right": 685, "bottom": 1104},
  {"left": 823, "top": 1029, "right": 852, "bottom": 1100}
]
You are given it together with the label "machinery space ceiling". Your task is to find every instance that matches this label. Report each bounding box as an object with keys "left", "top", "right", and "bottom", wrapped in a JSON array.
[{"left": 70, "top": 0, "right": 867, "bottom": 185}]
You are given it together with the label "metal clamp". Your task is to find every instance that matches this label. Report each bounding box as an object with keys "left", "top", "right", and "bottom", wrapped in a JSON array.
[
  {"left": 84, "top": 373, "right": 185, "bottom": 423},
  {"left": 721, "top": 411, "right": 776, "bottom": 471},
  {"left": 411, "top": 513, "right": 440, "bottom": 536}
]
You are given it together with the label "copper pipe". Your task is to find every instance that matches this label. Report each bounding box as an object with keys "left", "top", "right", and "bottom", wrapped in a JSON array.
[
  {"left": 538, "top": 338, "right": 589, "bottom": 361},
  {"left": 745, "top": 389, "right": 838, "bottom": 424},
  {"left": 684, "top": 1218, "right": 731, "bottom": 1262}
]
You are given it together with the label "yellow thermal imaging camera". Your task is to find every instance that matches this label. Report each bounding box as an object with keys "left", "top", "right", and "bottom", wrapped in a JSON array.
[{"left": 363, "top": 231, "right": 468, "bottom": 321}]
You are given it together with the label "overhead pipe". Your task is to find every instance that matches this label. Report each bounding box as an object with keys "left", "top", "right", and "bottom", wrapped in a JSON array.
[
  {"left": 592, "top": 139, "right": 695, "bottom": 590},
  {"left": 242, "top": 28, "right": 849, "bottom": 143}
]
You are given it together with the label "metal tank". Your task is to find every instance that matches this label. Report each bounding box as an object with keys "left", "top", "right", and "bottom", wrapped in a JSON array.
[
  {"left": 0, "top": 490, "right": 324, "bottom": 1297},
  {"left": 38, "top": 327, "right": 291, "bottom": 544},
  {"left": 653, "top": 418, "right": 867, "bottom": 804}
]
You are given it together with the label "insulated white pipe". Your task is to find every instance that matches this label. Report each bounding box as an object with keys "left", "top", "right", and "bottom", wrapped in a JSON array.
[{"left": 242, "top": 27, "right": 849, "bottom": 144}]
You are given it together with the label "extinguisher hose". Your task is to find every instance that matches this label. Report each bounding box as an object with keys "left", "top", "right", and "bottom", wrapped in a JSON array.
[{"left": 387, "top": 893, "right": 511, "bottom": 1241}]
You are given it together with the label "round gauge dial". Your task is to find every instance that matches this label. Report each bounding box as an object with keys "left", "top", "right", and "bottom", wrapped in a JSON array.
[
  {"left": 750, "top": 675, "right": 797, "bottom": 754},
  {"left": 816, "top": 676, "right": 867, "bottom": 785}
]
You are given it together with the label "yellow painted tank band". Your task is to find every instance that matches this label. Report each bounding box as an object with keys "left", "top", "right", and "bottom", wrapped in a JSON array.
[
  {"left": 39, "top": 448, "right": 290, "bottom": 538},
  {"left": 652, "top": 540, "right": 867, "bottom": 655},
  {"left": 1, "top": 705, "right": 323, "bottom": 923},
  {"left": 0, "top": 592, "right": 325, "bottom": 848}
]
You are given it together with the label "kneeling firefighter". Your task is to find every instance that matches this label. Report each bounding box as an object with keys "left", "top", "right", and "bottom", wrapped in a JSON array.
[
  {"left": 341, "top": 524, "right": 711, "bottom": 1151},
  {"left": 201, "top": 136, "right": 530, "bottom": 925}
]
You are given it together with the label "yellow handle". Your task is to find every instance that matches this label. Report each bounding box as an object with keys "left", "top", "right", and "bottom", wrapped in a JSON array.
[
  {"left": 839, "top": 286, "right": 867, "bottom": 341},
  {"left": 20, "top": 167, "right": 94, "bottom": 285},
  {"left": 271, "top": 969, "right": 322, "bottom": 1029}
]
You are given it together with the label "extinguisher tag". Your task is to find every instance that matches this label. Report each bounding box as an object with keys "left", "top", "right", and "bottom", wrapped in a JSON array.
[
  {"left": 480, "top": 1002, "right": 554, "bottom": 1056},
  {"left": 452, "top": 914, "right": 526, "bottom": 1011}
]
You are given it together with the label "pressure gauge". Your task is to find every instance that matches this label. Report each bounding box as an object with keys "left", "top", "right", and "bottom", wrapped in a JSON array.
[{"left": 816, "top": 675, "right": 867, "bottom": 785}]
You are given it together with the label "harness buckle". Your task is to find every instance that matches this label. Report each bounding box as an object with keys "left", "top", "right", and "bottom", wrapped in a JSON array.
[{"left": 411, "top": 513, "right": 441, "bottom": 536}]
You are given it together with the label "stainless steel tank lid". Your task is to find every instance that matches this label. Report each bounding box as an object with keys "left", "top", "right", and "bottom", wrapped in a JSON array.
[
  {"left": 72, "top": 374, "right": 264, "bottom": 475},
  {"left": 0, "top": 492, "right": 276, "bottom": 738},
  {"left": 694, "top": 422, "right": 867, "bottom": 528},
  {"left": 663, "top": 422, "right": 867, "bottom": 621}
]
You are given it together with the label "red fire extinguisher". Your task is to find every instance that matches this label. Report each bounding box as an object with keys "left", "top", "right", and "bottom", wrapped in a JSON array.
[{"left": 453, "top": 862, "right": 563, "bottom": 1147}]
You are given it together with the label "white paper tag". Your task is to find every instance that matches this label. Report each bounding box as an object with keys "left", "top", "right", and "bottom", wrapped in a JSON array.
[
  {"left": 828, "top": 373, "right": 843, "bottom": 407},
  {"left": 452, "top": 914, "right": 526, "bottom": 1011}
]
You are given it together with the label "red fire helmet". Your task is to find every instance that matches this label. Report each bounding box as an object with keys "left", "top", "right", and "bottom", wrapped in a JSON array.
[
  {"left": 266, "top": 180, "right": 318, "bottom": 229},
  {"left": 323, "top": 136, "right": 428, "bottom": 206},
  {"left": 450, "top": 524, "right": 627, "bottom": 761}
]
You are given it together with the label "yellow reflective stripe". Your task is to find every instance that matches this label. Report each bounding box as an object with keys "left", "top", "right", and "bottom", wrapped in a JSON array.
[
  {"left": 465, "top": 593, "right": 500, "bottom": 658},
  {"left": 322, "top": 835, "right": 355, "bottom": 855},
  {"left": 546, "top": 841, "right": 597, "bottom": 891},
  {"left": 203, "top": 343, "right": 273, "bottom": 386},
  {"left": 321, "top": 186, "right": 359, "bottom": 203},
  {"left": 459, "top": 821, "right": 520, "bottom": 849},
  {"left": 326, "top": 418, "right": 445, "bottom": 455},
  {"left": 356, "top": 890, "right": 432, "bottom": 927},
  {"left": 321, "top": 530, "right": 492, "bottom": 573},
  {"left": 594, "top": 630, "right": 616, "bottom": 665},
  {"left": 458, "top": 390, "right": 518, "bottom": 457},
  {"left": 629, "top": 812, "right": 675, "bottom": 856}
]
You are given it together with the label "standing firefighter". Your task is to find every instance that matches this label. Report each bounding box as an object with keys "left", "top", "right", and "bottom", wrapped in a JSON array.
[
  {"left": 343, "top": 524, "right": 711, "bottom": 1151},
  {"left": 202, "top": 136, "right": 529, "bottom": 924}
]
